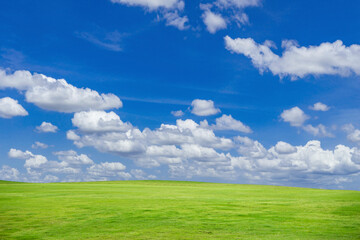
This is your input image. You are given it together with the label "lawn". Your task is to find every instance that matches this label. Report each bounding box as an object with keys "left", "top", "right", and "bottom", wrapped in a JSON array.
[{"left": 0, "top": 180, "right": 359, "bottom": 239}]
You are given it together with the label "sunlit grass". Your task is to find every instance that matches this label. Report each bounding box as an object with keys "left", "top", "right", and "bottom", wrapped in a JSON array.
[{"left": 0, "top": 180, "right": 359, "bottom": 239}]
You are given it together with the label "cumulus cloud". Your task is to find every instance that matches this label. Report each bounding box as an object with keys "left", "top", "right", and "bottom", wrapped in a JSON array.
[
  {"left": 171, "top": 110, "right": 184, "bottom": 117},
  {"left": 343, "top": 124, "right": 360, "bottom": 145},
  {"left": 0, "top": 97, "right": 28, "bottom": 118},
  {"left": 6, "top": 106, "right": 360, "bottom": 187},
  {"left": 201, "top": 9, "right": 227, "bottom": 34},
  {"left": 211, "top": 114, "right": 252, "bottom": 133},
  {"left": 303, "top": 124, "right": 334, "bottom": 137},
  {"left": 0, "top": 69, "right": 33, "bottom": 90},
  {"left": 7, "top": 148, "right": 125, "bottom": 182},
  {"left": 32, "top": 141, "right": 49, "bottom": 149},
  {"left": 274, "top": 141, "right": 297, "bottom": 154},
  {"left": 110, "top": 0, "right": 188, "bottom": 30},
  {"left": 200, "top": 0, "right": 260, "bottom": 33},
  {"left": 0, "top": 165, "right": 20, "bottom": 181},
  {"left": 8, "top": 148, "right": 34, "bottom": 159},
  {"left": 214, "top": 0, "right": 261, "bottom": 9},
  {"left": 280, "top": 106, "right": 333, "bottom": 137},
  {"left": 67, "top": 111, "right": 234, "bottom": 170},
  {"left": 348, "top": 130, "right": 360, "bottom": 143},
  {"left": 72, "top": 111, "right": 132, "bottom": 132},
  {"left": 8, "top": 148, "right": 84, "bottom": 172},
  {"left": 342, "top": 123, "right": 355, "bottom": 133},
  {"left": 70, "top": 114, "right": 232, "bottom": 157},
  {"left": 24, "top": 155, "right": 48, "bottom": 168},
  {"left": 280, "top": 107, "right": 309, "bottom": 127},
  {"left": 224, "top": 36, "right": 360, "bottom": 79},
  {"left": 63, "top": 110, "right": 360, "bottom": 187},
  {"left": 0, "top": 69, "right": 122, "bottom": 113},
  {"left": 130, "top": 169, "right": 156, "bottom": 179},
  {"left": 235, "top": 136, "right": 267, "bottom": 159},
  {"left": 309, "top": 102, "right": 330, "bottom": 111},
  {"left": 232, "top": 12, "right": 249, "bottom": 27},
  {"left": 66, "top": 130, "right": 81, "bottom": 141},
  {"left": 191, "top": 99, "right": 220, "bottom": 116},
  {"left": 43, "top": 175, "right": 59, "bottom": 182},
  {"left": 110, "top": 0, "right": 183, "bottom": 10},
  {"left": 87, "top": 162, "right": 130, "bottom": 179},
  {"left": 53, "top": 150, "right": 94, "bottom": 165},
  {"left": 171, "top": 137, "right": 360, "bottom": 186},
  {"left": 36, "top": 122, "right": 58, "bottom": 133},
  {"left": 232, "top": 138, "right": 360, "bottom": 176},
  {"left": 163, "top": 11, "right": 189, "bottom": 30}
]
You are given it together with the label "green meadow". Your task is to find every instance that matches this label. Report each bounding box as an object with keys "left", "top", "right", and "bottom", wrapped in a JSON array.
[{"left": 0, "top": 180, "right": 359, "bottom": 239}]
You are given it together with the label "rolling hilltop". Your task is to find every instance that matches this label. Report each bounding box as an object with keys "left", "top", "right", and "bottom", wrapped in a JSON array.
[{"left": 0, "top": 180, "right": 359, "bottom": 239}]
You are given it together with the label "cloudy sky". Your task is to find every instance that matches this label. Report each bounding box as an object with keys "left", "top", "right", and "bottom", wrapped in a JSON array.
[{"left": 1, "top": 0, "right": 360, "bottom": 190}]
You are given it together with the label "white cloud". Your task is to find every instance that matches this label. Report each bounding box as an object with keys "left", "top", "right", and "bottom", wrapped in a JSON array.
[
  {"left": 8, "top": 139, "right": 136, "bottom": 181},
  {"left": 130, "top": 169, "right": 147, "bottom": 179},
  {"left": 0, "top": 69, "right": 122, "bottom": 113},
  {"left": 87, "top": 162, "right": 129, "bottom": 178},
  {"left": 280, "top": 106, "right": 309, "bottom": 127},
  {"left": 7, "top": 148, "right": 104, "bottom": 182},
  {"left": 66, "top": 130, "right": 81, "bottom": 141},
  {"left": 130, "top": 169, "right": 156, "bottom": 179},
  {"left": 309, "top": 102, "right": 330, "bottom": 111},
  {"left": 71, "top": 118, "right": 233, "bottom": 159},
  {"left": 26, "top": 79, "right": 122, "bottom": 113},
  {"left": 68, "top": 111, "right": 234, "bottom": 168},
  {"left": 344, "top": 125, "right": 360, "bottom": 145},
  {"left": 280, "top": 107, "right": 333, "bottom": 137},
  {"left": 302, "top": 124, "right": 334, "bottom": 137},
  {"left": 15, "top": 132, "right": 360, "bottom": 185},
  {"left": 232, "top": 12, "right": 249, "bottom": 27},
  {"left": 8, "top": 148, "right": 33, "bottom": 159},
  {"left": 274, "top": 141, "right": 297, "bottom": 154},
  {"left": 32, "top": 141, "right": 48, "bottom": 149},
  {"left": 0, "top": 97, "right": 28, "bottom": 118},
  {"left": 43, "top": 175, "right": 59, "bottom": 182},
  {"left": 201, "top": 10, "right": 227, "bottom": 34},
  {"left": 6, "top": 106, "right": 360, "bottom": 187},
  {"left": 200, "top": 0, "right": 260, "bottom": 33},
  {"left": 215, "top": 0, "right": 261, "bottom": 9},
  {"left": 110, "top": 0, "right": 183, "bottom": 10},
  {"left": 164, "top": 11, "right": 189, "bottom": 30},
  {"left": 232, "top": 139, "right": 360, "bottom": 179},
  {"left": 72, "top": 111, "right": 132, "bottom": 132},
  {"left": 0, "top": 165, "right": 20, "bottom": 181},
  {"left": 224, "top": 36, "right": 360, "bottom": 79},
  {"left": 0, "top": 69, "right": 33, "bottom": 90},
  {"left": 191, "top": 99, "right": 220, "bottom": 116},
  {"left": 53, "top": 150, "right": 94, "bottom": 165},
  {"left": 342, "top": 123, "right": 355, "bottom": 133},
  {"left": 211, "top": 114, "right": 252, "bottom": 133},
  {"left": 111, "top": 0, "right": 188, "bottom": 30},
  {"left": 36, "top": 122, "right": 58, "bottom": 133},
  {"left": 24, "top": 155, "right": 48, "bottom": 168},
  {"left": 348, "top": 130, "right": 360, "bottom": 143},
  {"left": 8, "top": 148, "right": 85, "bottom": 178},
  {"left": 235, "top": 136, "right": 267, "bottom": 159},
  {"left": 76, "top": 31, "right": 122, "bottom": 52},
  {"left": 171, "top": 110, "right": 184, "bottom": 117}
]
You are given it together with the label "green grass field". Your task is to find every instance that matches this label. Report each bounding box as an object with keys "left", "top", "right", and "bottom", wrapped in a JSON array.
[{"left": 0, "top": 180, "right": 359, "bottom": 239}]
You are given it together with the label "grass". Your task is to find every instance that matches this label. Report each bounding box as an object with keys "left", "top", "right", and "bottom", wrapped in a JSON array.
[{"left": 0, "top": 180, "right": 359, "bottom": 239}]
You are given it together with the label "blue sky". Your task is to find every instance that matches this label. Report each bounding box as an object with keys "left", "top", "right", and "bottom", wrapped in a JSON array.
[{"left": 1, "top": 0, "right": 360, "bottom": 190}]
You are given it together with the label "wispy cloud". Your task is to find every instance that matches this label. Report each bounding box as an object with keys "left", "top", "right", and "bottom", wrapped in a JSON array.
[
  {"left": 119, "top": 96, "right": 190, "bottom": 105},
  {"left": 0, "top": 48, "right": 25, "bottom": 67},
  {"left": 76, "top": 30, "right": 124, "bottom": 52}
]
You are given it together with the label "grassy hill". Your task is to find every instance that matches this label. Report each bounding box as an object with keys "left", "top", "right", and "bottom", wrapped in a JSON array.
[{"left": 0, "top": 180, "right": 359, "bottom": 239}]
